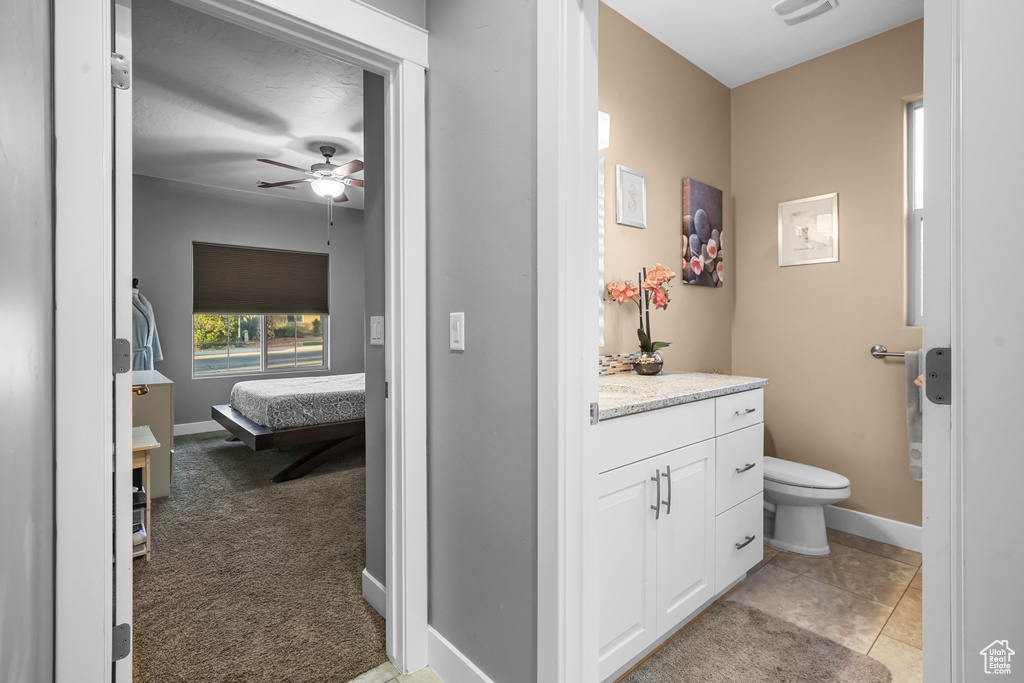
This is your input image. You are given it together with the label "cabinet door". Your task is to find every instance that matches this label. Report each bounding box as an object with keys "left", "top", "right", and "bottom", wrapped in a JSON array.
[
  {"left": 597, "top": 458, "right": 659, "bottom": 680},
  {"left": 656, "top": 439, "right": 716, "bottom": 635}
]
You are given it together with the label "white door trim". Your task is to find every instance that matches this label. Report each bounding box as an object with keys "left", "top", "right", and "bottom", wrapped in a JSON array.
[
  {"left": 53, "top": 1, "right": 428, "bottom": 679},
  {"left": 536, "top": 1, "right": 599, "bottom": 681},
  {"left": 921, "top": 0, "right": 959, "bottom": 680}
]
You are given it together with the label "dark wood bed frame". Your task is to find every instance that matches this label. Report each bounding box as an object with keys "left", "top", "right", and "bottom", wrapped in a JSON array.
[{"left": 211, "top": 403, "right": 366, "bottom": 483}]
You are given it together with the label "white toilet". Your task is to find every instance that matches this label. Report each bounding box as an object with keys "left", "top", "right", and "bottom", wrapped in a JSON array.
[{"left": 763, "top": 456, "right": 851, "bottom": 556}]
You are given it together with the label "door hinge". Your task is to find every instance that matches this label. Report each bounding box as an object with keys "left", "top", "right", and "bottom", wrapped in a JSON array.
[
  {"left": 113, "top": 338, "right": 131, "bottom": 374},
  {"left": 590, "top": 402, "right": 600, "bottom": 425},
  {"left": 111, "top": 53, "right": 131, "bottom": 90},
  {"left": 112, "top": 623, "right": 131, "bottom": 661},
  {"left": 385, "top": 382, "right": 389, "bottom": 399},
  {"left": 925, "top": 347, "right": 952, "bottom": 405}
]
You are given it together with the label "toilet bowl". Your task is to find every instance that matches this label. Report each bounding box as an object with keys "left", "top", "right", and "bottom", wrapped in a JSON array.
[{"left": 763, "top": 456, "right": 850, "bottom": 556}]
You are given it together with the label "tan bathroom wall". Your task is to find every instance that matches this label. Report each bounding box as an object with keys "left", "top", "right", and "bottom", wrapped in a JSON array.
[
  {"left": 731, "top": 21, "right": 924, "bottom": 526},
  {"left": 598, "top": 3, "right": 733, "bottom": 374}
]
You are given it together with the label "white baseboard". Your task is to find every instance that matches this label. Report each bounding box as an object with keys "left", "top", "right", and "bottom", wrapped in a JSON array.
[
  {"left": 174, "top": 420, "right": 228, "bottom": 437},
  {"left": 428, "top": 627, "right": 496, "bottom": 683},
  {"left": 361, "top": 569, "right": 386, "bottom": 617},
  {"left": 825, "top": 505, "right": 922, "bottom": 553}
]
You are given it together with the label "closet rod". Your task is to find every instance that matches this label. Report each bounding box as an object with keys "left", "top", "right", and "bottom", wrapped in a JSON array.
[{"left": 870, "top": 345, "right": 905, "bottom": 360}]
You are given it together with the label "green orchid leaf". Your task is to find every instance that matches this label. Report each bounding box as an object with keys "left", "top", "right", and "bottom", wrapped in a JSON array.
[
  {"left": 651, "top": 341, "right": 670, "bottom": 351},
  {"left": 637, "top": 328, "right": 652, "bottom": 352}
]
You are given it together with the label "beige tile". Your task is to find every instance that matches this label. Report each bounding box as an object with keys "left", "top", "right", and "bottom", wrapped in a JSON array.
[
  {"left": 910, "top": 566, "right": 923, "bottom": 591},
  {"left": 727, "top": 563, "right": 894, "bottom": 654},
  {"left": 882, "top": 587, "right": 923, "bottom": 649},
  {"left": 748, "top": 543, "right": 782, "bottom": 575},
  {"left": 827, "top": 528, "right": 923, "bottom": 567},
  {"left": 771, "top": 542, "right": 918, "bottom": 606},
  {"left": 869, "top": 634, "right": 923, "bottom": 683},
  {"left": 397, "top": 667, "right": 445, "bottom": 683},
  {"left": 347, "top": 662, "right": 402, "bottom": 683}
]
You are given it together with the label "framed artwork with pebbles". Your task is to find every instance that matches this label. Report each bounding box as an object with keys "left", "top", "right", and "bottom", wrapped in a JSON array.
[{"left": 682, "top": 178, "right": 724, "bottom": 287}]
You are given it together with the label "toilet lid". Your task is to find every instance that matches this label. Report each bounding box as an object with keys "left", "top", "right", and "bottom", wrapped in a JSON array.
[{"left": 763, "top": 456, "right": 850, "bottom": 489}]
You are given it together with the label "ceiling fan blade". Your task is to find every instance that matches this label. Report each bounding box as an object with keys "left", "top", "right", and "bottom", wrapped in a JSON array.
[
  {"left": 257, "top": 178, "right": 311, "bottom": 188},
  {"left": 257, "top": 158, "right": 310, "bottom": 174},
  {"left": 333, "top": 191, "right": 349, "bottom": 203},
  {"left": 334, "top": 159, "right": 364, "bottom": 176},
  {"left": 346, "top": 179, "right": 365, "bottom": 188}
]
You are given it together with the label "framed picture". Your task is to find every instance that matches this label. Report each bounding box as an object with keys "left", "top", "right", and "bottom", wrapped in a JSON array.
[
  {"left": 778, "top": 192, "right": 839, "bottom": 266},
  {"left": 682, "top": 178, "right": 724, "bottom": 287},
  {"left": 615, "top": 164, "right": 647, "bottom": 229}
]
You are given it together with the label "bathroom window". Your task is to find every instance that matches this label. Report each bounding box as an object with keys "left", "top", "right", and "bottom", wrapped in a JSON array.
[{"left": 906, "top": 99, "right": 924, "bottom": 326}]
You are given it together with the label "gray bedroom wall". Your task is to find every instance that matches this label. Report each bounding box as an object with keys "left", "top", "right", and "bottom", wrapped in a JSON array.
[
  {"left": 363, "top": 71, "right": 387, "bottom": 585},
  {"left": 425, "top": 2, "right": 539, "bottom": 680},
  {"left": 132, "top": 176, "right": 366, "bottom": 425},
  {"left": 0, "top": 0, "right": 54, "bottom": 680},
  {"left": 360, "top": 0, "right": 425, "bottom": 28}
]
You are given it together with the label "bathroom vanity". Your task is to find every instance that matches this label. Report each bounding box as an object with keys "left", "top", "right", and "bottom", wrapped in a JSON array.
[{"left": 596, "top": 371, "right": 768, "bottom": 680}]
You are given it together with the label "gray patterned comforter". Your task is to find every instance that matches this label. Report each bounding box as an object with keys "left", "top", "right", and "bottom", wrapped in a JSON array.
[{"left": 230, "top": 373, "right": 366, "bottom": 430}]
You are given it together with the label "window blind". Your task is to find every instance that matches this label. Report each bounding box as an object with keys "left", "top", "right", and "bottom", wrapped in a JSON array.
[{"left": 192, "top": 242, "right": 329, "bottom": 314}]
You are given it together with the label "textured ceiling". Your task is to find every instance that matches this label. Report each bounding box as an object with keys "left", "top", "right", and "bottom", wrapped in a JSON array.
[
  {"left": 601, "top": 0, "right": 924, "bottom": 87},
  {"left": 132, "top": 0, "right": 365, "bottom": 209}
]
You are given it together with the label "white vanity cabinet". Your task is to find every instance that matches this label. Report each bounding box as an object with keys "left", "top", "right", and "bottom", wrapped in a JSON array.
[{"left": 596, "top": 386, "right": 765, "bottom": 681}]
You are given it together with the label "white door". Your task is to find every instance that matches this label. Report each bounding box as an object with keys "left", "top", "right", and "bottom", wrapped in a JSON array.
[
  {"left": 113, "top": 0, "right": 135, "bottom": 678},
  {"left": 597, "top": 457, "right": 658, "bottom": 680},
  {"left": 655, "top": 441, "right": 715, "bottom": 635},
  {"left": 922, "top": 1, "right": 1024, "bottom": 680}
]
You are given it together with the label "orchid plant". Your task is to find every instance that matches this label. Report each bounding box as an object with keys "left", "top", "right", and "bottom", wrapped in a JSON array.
[{"left": 607, "top": 263, "right": 676, "bottom": 354}]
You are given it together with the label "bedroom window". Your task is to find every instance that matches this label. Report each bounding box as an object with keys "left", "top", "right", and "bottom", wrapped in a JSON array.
[
  {"left": 192, "top": 242, "right": 330, "bottom": 378},
  {"left": 192, "top": 313, "right": 326, "bottom": 376},
  {"left": 906, "top": 99, "right": 924, "bottom": 326}
]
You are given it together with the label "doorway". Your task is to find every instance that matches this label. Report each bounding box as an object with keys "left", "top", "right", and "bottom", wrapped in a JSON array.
[{"left": 53, "top": 1, "right": 427, "bottom": 680}]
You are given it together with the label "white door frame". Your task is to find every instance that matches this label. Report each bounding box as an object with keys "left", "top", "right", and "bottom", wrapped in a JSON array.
[
  {"left": 53, "top": 1, "right": 428, "bottom": 679},
  {"left": 536, "top": 1, "right": 600, "bottom": 682}
]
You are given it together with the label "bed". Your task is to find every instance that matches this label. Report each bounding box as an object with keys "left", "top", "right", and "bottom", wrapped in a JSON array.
[{"left": 211, "top": 373, "right": 366, "bottom": 482}]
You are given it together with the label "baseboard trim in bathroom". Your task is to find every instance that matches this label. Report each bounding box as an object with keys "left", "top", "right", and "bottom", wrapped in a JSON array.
[{"left": 825, "top": 505, "right": 922, "bottom": 553}]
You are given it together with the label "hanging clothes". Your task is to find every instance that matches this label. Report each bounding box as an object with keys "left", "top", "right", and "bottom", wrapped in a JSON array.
[{"left": 132, "top": 289, "right": 163, "bottom": 370}]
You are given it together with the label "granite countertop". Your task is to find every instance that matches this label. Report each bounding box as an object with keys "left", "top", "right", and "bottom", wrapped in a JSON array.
[{"left": 599, "top": 371, "right": 768, "bottom": 420}]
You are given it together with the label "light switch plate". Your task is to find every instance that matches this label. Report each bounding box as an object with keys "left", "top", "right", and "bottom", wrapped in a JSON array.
[
  {"left": 449, "top": 312, "right": 465, "bottom": 351},
  {"left": 370, "top": 316, "right": 384, "bottom": 346}
]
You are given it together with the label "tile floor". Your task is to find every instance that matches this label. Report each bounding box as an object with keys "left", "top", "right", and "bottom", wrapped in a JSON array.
[
  {"left": 348, "top": 662, "right": 445, "bottom": 683},
  {"left": 347, "top": 529, "right": 923, "bottom": 683},
  {"left": 728, "top": 528, "right": 923, "bottom": 682}
]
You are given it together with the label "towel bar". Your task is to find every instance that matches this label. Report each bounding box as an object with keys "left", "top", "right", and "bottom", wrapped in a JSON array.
[{"left": 870, "top": 345, "right": 905, "bottom": 359}]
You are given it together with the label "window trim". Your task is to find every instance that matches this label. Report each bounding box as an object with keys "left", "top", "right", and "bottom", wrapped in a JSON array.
[
  {"left": 907, "top": 98, "right": 925, "bottom": 327},
  {"left": 191, "top": 313, "right": 330, "bottom": 379}
]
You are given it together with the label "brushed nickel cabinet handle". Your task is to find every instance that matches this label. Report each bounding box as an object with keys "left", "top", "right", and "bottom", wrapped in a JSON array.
[
  {"left": 735, "top": 535, "right": 756, "bottom": 550},
  {"left": 661, "top": 465, "right": 672, "bottom": 515},
  {"left": 734, "top": 407, "right": 756, "bottom": 416},
  {"left": 650, "top": 469, "right": 661, "bottom": 521},
  {"left": 735, "top": 462, "right": 757, "bottom": 474}
]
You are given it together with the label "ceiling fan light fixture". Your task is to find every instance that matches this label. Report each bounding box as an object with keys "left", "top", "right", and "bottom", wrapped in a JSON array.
[{"left": 311, "top": 177, "right": 345, "bottom": 198}]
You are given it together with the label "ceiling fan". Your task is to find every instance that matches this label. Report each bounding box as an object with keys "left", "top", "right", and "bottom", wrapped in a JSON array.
[{"left": 256, "top": 145, "right": 364, "bottom": 203}]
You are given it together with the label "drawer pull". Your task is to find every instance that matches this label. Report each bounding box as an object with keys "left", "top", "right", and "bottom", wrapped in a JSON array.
[
  {"left": 650, "top": 469, "right": 662, "bottom": 520},
  {"left": 735, "top": 535, "right": 756, "bottom": 550},
  {"left": 734, "top": 407, "right": 756, "bottom": 417},
  {"left": 735, "top": 462, "right": 757, "bottom": 474}
]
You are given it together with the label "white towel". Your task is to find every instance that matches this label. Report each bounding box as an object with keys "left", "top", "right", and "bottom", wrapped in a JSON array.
[{"left": 906, "top": 350, "right": 924, "bottom": 482}]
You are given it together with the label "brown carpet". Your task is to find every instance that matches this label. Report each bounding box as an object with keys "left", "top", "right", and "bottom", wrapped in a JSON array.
[
  {"left": 622, "top": 601, "right": 892, "bottom": 683},
  {"left": 132, "top": 432, "right": 386, "bottom": 683}
]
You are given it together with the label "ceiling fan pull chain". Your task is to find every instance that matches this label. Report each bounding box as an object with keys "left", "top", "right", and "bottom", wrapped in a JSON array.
[{"left": 327, "top": 197, "right": 333, "bottom": 246}]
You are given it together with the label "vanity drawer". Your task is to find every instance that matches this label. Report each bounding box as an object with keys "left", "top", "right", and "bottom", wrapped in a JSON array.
[
  {"left": 596, "top": 399, "right": 715, "bottom": 474},
  {"left": 715, "top": 389, "right": 763, "bottom": 436},
  {"left": 715, "top": 492, "right": 764, "bottom": 593},
  {"left": 715, "top": 424, "right": 764, "bottom": 515}
]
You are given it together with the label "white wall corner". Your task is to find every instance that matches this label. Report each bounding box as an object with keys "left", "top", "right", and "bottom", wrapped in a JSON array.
[
  {"left": 362, "top": 568, "right": 386, "bottom": 618},
  {"left": 174, "top": 420, "right": 229, "bottom": 437},
  {"left": 427, "top": 627, "right": 496, "bottom": 683},
  {"left": 824, "top": 505, "right": 923, "bottom": 553}
]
